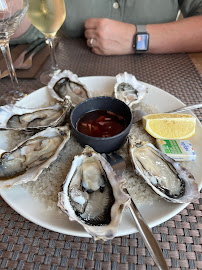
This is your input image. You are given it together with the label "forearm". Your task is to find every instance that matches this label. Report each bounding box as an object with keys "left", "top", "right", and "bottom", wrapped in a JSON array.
[
  {"left": 10, "top": 15, "right": 44, "bottom": 45},
  {"left": 11, "top": 14, "right": 31, "bottom": 39},
  {"left": 85, "top": 16, "right": 202, "bottom": 55},
  {"left": 147, "top": 16, "right": 202, "bottom": 53}
]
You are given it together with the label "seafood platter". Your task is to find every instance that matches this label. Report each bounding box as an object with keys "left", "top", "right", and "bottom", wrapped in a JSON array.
[{"left": 0, "top": 71, "right": 201, "bottom": 240}]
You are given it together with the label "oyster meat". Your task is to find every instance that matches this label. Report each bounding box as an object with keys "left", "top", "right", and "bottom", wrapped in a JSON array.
[
  {"left": 58, "top": 146, "right": 130, "bottom": 241},
  {"left": 114, "top": 72, "right": 147, "bottom": 108},
  {"left": 48, "top": 70, "right": 89, "bottom": 106},
  {"left": 129, "top": 137, "right": 200, "bottom": 203},
  {"left": 0, "top": 100, "right": 71, "bottom": 131},
  {"left": 0, "top": 126, "right": 70, "bottom": 190}
]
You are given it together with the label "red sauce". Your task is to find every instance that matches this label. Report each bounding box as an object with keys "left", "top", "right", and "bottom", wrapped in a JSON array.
[{"left": 77, "top": 110, "right": 126, "bottom": 138}]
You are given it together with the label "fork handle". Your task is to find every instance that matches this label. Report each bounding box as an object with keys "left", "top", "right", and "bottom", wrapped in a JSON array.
[
  {"left": 29, "top": 42, "right": 46, "bottom": 56},
  {"left": 129, "top": 201, "right": 169, "bottom": 270},
  {"left": 23, "top": 38, "right": 45, "bottom": 55},
  {"left": 167, "top": 103, "right": 202, "bottom": 113}
]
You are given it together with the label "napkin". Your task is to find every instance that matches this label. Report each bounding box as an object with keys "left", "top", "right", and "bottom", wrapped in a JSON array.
[{"left": 0, "top": 43, "right": 50, "bottom": 79}]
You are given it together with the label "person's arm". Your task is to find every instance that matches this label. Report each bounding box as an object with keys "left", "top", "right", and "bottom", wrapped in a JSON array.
[
  {"left": 11, "top": 14, "right": 31, "bottom": 39},
  {"left": 10, "top": 14, "right": 44, "bottom": 45},
  {"left": 84, "top": 16, "right": 202, "bottom": 55},
  {"left": 148, "top": 16, "right": 202, "bottom": 53}
]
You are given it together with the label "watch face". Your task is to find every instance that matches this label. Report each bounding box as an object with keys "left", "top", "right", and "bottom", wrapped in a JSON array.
[{"left": 136, "top": 33, "right": 149, "bottom": 51}]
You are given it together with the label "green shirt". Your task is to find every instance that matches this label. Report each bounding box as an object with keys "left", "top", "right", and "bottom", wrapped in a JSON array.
[{"left": 11, "top": 0, "right": 202, "bottom": 44}]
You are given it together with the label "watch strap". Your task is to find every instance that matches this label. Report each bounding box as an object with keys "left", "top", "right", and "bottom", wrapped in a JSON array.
[{"left": 136, "top": 25, "right": 147, "bottom": 33}]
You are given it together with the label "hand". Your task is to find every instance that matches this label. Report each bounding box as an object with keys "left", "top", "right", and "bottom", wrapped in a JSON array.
[{"left": 84, "top": 18, "right": 136, "bottom": 55}]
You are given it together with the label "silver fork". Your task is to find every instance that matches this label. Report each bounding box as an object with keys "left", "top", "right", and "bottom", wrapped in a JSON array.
[
  {"left": 12, "top": 38, "right": 45, "bottom": 69},
  {"left": 105, "top": 152, "right": 168, "bottom": 270},
  {"left": 0, "top": 38, "right": 45, "bottom": 79},
  {"left": 19, "top": 42, "right": 46, "bottom": 70},
  {"left": 133, "top": 103, "right": 202, "bottom": 123}
]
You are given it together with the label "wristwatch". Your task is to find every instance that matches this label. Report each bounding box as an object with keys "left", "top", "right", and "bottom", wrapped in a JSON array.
[{"left": 133, "top": 25, "right": 149, "bottom": 53}]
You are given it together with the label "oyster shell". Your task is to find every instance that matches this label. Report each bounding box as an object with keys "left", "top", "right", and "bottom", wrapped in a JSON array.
[
  {"left": 0, "top": 100, "right": 71, "bottom": 132},
  {"left": 114, "top": 72, "right": 147, "bottom": 108},
  {"left": 58, "top": 146, "right": 130, "bottom": 241},
  {"left": 129, "top": 137, "right": 200, "bottom": 203},
  {"left": 0, "top": 126, "right": 70, "bottom": 190},
  {"left": 48, "top": 70, "right": 89, "bottom": 106}
]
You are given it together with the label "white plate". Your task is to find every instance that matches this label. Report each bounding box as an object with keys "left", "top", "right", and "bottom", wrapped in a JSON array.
[{"left": 0, "top": 76, "right": 201, "bottom": 237}]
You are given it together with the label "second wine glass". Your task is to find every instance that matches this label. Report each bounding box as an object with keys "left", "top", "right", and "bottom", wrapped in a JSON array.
[
  {"left": 0, "top": 0, "right": 29, "bottom": 105},
  {"left": 27, "top": 0, "right": 66, "bottom": 85}
]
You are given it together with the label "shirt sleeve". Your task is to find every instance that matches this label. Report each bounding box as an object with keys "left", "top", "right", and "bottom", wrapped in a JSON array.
[
  {"left": 10, "top": 25, "right": 45, "bottom": 45},
  {"left": 179, "top": 0, "right": 202, "bottom": 17}
]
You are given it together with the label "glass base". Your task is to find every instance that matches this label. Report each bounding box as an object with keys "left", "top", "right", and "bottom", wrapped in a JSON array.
[{"left": 40, "top": 69, "right": 62, "bottom": 85}]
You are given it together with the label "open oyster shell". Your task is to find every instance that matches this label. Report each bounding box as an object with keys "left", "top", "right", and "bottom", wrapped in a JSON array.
[
  {"left": 129, "top": 137, "right": 200, "bottom": 203},
  {"left": 0, "top": 100, "right": 71, "bottom": 132},
  {"left": 48, "top": 70, "right": 89, "bottom": 106},
  {"left": 114, "top": 72, "right": 148, "bottom": 108},
  {"left": 0, "top": 126, "right": 70, "bottom": 190},
  {"left": 58, "top": 146, "right": 130, "bottom": 241}
]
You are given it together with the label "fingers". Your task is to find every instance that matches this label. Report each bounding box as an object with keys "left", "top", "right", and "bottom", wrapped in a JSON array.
[
  {"left": 85, "top": 18, "right": 105, "bottom": 50},
  {"left": 85, "top": 28, "right": 97, "bottom": 50},
  {"left": 85, "top": 29, "right": 95, "bottom": 40},
  {"left": 92, "top": 48, "right": 106, "bottom": 55},
  {"left": 86, "top": 38, "right": 105, "bottom": 55},
  {"left": 87, "top": 38, "right": 96, "bottom": 48},
  {"left": 85, "top": 18, "right": 104, "bottom": 51},
  {"left": 86, "top": 38, "right": 111, "bottom": 55},
  {"left": 84, "top": 18, "right": 100, "bottom": 29}
]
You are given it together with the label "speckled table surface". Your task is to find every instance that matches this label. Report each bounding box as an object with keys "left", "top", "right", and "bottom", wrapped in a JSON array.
[{"left": 0, "top": 38, "right": 201, "bottom": 270}]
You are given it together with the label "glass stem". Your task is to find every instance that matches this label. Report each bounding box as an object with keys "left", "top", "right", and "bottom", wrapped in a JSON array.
[
  {"left": 0, "top": 40, "right": 19, "bottom": 88},
  {"left": 46, "top": 37, "right": 59, "bottom": 72}
]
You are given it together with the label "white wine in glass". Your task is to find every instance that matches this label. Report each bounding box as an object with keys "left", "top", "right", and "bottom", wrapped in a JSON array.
[
  {"left": 0, "top": 0, "right": 29, "bottom": 105},
  {"left": 27, "top": 0, "right": 66, "bottom": 85}
]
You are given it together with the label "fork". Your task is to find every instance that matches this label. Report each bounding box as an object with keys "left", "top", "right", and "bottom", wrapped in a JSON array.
[
  {"left": 19, "top": 42, "right": 46, "bottom": 70},
  {"left": 133, "top": 103, "right": 202, "bottom": 123},
  {"left": 0, "top": 38, "right": 46, "bottom": 79},
  {"left": 12, "top": 38, "right": 45, "bottom": 70},
  {"left": 105, "top": 152, "right": 168, "bottom": 270}
]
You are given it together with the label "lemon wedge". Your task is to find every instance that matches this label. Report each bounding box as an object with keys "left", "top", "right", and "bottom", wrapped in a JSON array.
[{"left": 142, "top": 113, "right": 196, "bottom": 139}]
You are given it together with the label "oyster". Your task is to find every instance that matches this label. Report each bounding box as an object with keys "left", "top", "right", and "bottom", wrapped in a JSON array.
[
  {"left": 58, "top": 146, "right": 130, "bottom": 241},
  {"left": 114, "top": 72, "right": 147, "bottom": 108},
  {"left": 129, "top": 138, "right": 199, "bottom": 203},
  {"left": 48, "top": 70, "right": 89, "bottom": 106},
  {"left": 0, "top": 100, "right": 71, "bottom": 132},
  {"left": 0, "top": 126, "right": 70, "bottom": 190}
]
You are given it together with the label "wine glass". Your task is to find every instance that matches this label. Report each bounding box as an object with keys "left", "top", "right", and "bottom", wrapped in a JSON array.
[
  {"left": 27, "top": 0, "right": 66, "bottom": 85},
  {"left": 0, "top": 0, "right": 29, "bottom": 105}
]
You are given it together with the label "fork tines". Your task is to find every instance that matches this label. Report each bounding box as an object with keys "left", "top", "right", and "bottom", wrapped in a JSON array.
[{"left": 105, "top": 152, "right": 126, "bottom": 174}]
